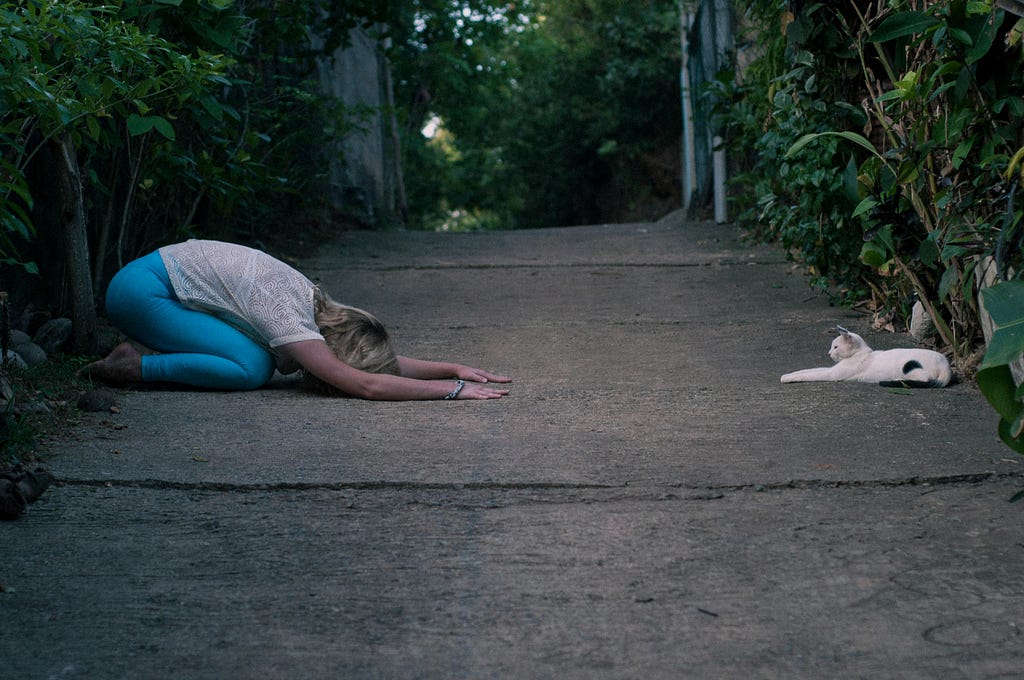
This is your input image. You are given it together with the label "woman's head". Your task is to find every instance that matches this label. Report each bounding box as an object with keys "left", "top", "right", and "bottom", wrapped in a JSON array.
[{"left": 306, "top": 290, "right": 399, "bottom": 393}]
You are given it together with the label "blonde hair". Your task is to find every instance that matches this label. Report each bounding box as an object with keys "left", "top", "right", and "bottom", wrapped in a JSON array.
[{"left": 304, "top": 288, "right": 399, "bottom": 394}]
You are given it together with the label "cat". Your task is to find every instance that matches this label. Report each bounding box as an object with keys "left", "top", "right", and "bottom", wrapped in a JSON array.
[{"left": 781, "top": 326, "right": 952, "bottom": 388}]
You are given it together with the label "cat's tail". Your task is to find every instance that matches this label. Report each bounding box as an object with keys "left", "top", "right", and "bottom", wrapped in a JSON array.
[{"left": 879, "top": 357, "right": 952, "bottom": 388}]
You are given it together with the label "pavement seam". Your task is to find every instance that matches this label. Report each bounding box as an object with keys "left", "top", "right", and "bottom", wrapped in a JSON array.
[
  {"left": 312, "top": 260, "right": 787, "bottom": 272},
  {"left": 54, "top": 470, "right": 1024, "bottom": 494}
]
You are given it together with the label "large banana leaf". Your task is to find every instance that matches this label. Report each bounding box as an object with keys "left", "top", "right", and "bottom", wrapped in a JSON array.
[{"left": 977, "top": 281, "right": 1024, "bottom": 454}]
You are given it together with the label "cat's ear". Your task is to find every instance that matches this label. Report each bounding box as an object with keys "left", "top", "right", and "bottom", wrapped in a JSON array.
[{"left": 837, "top": 325, "right": 850, "bottom": 335}]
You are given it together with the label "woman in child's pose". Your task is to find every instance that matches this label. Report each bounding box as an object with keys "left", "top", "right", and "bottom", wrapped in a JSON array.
[{"left": 81, "top": 240, "right": 510, "bottom": 400}]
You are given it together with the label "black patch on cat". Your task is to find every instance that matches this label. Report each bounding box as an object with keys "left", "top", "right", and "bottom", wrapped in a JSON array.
[{"left": 902, "top": 360, "right": 923, "bottom": 375}]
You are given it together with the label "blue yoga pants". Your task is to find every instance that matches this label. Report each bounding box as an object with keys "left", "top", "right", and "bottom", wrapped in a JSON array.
[{"left": 104, "top": 250, "right": 276, "bottom": 390}]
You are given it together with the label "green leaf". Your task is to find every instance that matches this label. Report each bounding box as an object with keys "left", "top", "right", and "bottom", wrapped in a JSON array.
[
  {"left": 1012, "top": 410, "right": 1024, "bottom": 440},
  {"left": 197, "top": 93, "right": 223, "bottom": 121},
  {"left": 843, "top": 156, "right": 860, "bottom": 204},
  {"left": 877, "top": 89, "right": 905, "bottom": 103},
  {"left": 852, "top": 196, "right": 878, "bottom": 218},
  {"left": 869, "top": 12, "right": 940, "bottom": 43},
  {"left": 980, "top": 282, "right": 1024, "bottom": 369},
  {"left": 948, "top": 27, "right": 974, "bottom": 46},
  {"left": 965, "top": 13, "right": 996, "bottom": 64},
  {"left": 85, "top": 115, "right": 101, "bottom": 141},
  {"left": 997, "top": 416, "right": 1024, "bottom": 454},
  {"left": 786, "top": 131, "right": 881, "bottom": 160},
  {"left": 952, "top": 136, "right": 975, "bottom": 170},
  {"left": 126, "top": 114, "right": 176, "bottom": 141},
  {"left": 1007, "top": 17, "right": 1024, "bottom": 48},
  {"left": 938, "top": 264, "right": 959, "bottom": 302},
  {"left": 918, "top": 237, "right": 940, "bottom": 269},
  {"left": 126, "top": 114, "right": 153, "bottom": 136},
  {"left": 151, "top": 117, "right": 176, "bottom": 141},
  {"left": 860, "top": 240, "right": 889, "bottom": 268},
  {"left": 977, "top": 365, "right": 1021, "bottom": 422}
]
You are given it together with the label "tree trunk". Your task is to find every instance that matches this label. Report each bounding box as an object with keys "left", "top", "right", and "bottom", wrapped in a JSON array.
[{"left": 53, "top": 135, "right": 97, "bottom": 355}]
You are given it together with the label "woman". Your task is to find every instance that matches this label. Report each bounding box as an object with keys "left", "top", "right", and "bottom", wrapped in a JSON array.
[{"left": 81, "top": 240, "right": 510, "bottom": 400}]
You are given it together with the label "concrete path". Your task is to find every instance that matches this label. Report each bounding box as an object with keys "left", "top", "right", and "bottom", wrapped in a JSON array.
[{"left": 3, "top": 213, "right": 1023, "bottom": 678}]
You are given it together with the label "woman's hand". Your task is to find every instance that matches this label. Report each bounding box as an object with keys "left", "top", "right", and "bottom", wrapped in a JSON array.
[
  {"left": 456, "top": 365, "right": 512, "bottom": 384},
  {"left": 456, "top": 381, "right": 510, "bottom": 400},
  {"left": 397, "top": 356, "right": 511, "bottom": 384},
  {"left": 283, "top": 342, "right": 511, "bottom": 400}
]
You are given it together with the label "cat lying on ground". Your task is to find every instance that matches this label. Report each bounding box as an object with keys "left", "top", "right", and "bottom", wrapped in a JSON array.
[{"left": 781, "top": 326, "right": 952, "bottom": 388}]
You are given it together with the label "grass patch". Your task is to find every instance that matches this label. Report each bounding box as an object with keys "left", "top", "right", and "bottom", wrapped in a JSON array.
[{"left": 1, "top": 355, "right": 94, "bottom": 468}]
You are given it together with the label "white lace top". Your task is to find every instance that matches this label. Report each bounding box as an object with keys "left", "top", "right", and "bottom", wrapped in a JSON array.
[{"left": 159, "top": 240, "right": 323, "bottom": 373}]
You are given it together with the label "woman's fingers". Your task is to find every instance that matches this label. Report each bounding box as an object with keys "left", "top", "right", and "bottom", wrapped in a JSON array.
[
  {"left": 459, "top": 383, "right": 510, "bottom": 399},
  {"left": 461, "top": 367, "right": 512, "bottom": 383}
]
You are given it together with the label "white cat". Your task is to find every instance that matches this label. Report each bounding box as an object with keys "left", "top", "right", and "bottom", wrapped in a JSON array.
[{"left": 781, "top": 326, "right": 952, "bottom": 387}]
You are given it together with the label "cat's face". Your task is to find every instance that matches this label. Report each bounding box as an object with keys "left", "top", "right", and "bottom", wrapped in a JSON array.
[{"left": 829, "top": 331, "right": 865, "bottom": 361}]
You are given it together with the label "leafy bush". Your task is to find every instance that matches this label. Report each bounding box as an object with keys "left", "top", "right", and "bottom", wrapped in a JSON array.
[
  {"left": 832, "top": 1, "right": 1024, "bottom": 361},
  {"left": 0, "top": 0, "right": 384, "bottom": 287},
  {"left": 716, "top": 3, "right": 871, "bottom": 300},
  {"left": 728, "top": 0, "right": 1024, "bottom": 456},
  {"left": 726, "top": 1, "right": 1024, "bottom": 358}
]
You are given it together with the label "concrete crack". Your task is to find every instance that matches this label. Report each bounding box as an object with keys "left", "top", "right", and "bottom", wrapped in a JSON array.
[
  {"left": 335, "top": 260, "right": 786, "bottom": 272},
  {"left": 56, "top": 470, "right": 1024, "bottom": 495}
]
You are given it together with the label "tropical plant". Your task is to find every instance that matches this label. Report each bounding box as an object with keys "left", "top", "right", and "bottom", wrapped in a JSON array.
[
  {"left": 977, "top": 281, "right": 1024, "bottom": 456},
  {"left": 715, "top": 2, "right": 872, "bottom": 299},
  {"left": 781, "top": 1, "right": 1024, "bottom": 459},
  {"left": 1, "top": 0, "right": 240, "bottom": 350},
  {"left": 0, "top": 139, "right": 34, "bottom": 274},
  {"left": 739, "top": 2, "right": 1023, "bottom": 364},
  {"left": 839, "top": 0, "right": 1022, "bottom": 363}
]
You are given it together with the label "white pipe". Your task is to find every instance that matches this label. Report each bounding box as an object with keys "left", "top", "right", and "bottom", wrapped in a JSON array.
[{"left": 680, "top": 12, "right": 696, "bottom": 212}]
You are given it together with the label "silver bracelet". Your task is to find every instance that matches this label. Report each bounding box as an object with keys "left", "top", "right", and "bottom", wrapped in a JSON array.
[{"left": 444, "top": 380, "right": 465, "bottom": 400}]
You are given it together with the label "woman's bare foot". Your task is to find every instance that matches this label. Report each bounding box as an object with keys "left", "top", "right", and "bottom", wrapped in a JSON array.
[{"left": 78, "top": 342, "right": 143, "bottom": 384}]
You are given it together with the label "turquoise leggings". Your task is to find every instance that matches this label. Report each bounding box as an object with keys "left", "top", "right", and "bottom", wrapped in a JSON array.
[{"left": 104, "top": 251, "right": 276, "bottom": 390}]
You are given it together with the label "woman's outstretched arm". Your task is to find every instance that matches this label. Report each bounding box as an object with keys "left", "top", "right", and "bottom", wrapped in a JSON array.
[
  {"left": 396, "top": 355, "right": 511, "bottom": 384},
  {"left": 281, "top": 340, "right": 510, "bottom": 401}
]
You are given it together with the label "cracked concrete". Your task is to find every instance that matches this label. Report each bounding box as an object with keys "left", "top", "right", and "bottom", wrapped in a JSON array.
[{"left": 2, "top": 213, "right": 1023, "bottom": 678}]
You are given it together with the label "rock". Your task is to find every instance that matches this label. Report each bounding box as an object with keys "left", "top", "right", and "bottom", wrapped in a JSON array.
[
  {"left": 0, "top": 478, "right": 26, "bottom": 520},
  {"left": 14, "top": 400, "right": 51, "bottom": 416},
  {"left": 3, "top": 350, "right": 27, "bottom": 371},
  {"left": 10, "top": 330, "right": 48, "bottom": 365},
  {"left": 14, "top": 468, "right": 55, "bottom": 503},
  {"left": 77, "top": 388, "right": 120, "bottom": 413},
  {"left": 34, "top": 318, "right": 72, "bottom": 355},
  {"left": 18, "top": 305, "right": 50, "bottom": 336},
  {"left": 9, "top": 341, "right": 47, "bottom": 367},
  {"left": 9, "top": 330, "right": 31, "bottom": 347},
  {"left": 0, "top": 468, "right": 55, "bottom": 520},
  {"left": 909, "top": 300, "right": 935, "bottom": 342}
]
